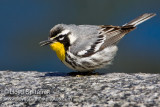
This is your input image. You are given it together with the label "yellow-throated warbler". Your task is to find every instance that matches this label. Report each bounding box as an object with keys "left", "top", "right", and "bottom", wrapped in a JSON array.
[{"left": 40, "top": 13, "right": 156, "bottom": 72}]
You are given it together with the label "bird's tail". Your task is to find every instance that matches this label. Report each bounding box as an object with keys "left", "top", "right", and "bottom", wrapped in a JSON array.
[{"left": 123, "top": 13, "right": 156, "bottom": 27}]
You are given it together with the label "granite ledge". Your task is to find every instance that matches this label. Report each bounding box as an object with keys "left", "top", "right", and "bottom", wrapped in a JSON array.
[{"left": 0, "top": 71, "right": 160, "bottom": 107}]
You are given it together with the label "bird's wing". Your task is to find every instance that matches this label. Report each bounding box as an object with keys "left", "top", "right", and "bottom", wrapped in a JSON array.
[
  {"left": 70, "top": 34, "right": 100, "bottom": 57},
  {"left": 69, "top": 25, "right": 103, "bottom": 57},
  {"left": 70, "top": 25, "right": 135, "bottom": 57},
  {"left": 69, "top": 13, "right": 155, "bottom": 57}
]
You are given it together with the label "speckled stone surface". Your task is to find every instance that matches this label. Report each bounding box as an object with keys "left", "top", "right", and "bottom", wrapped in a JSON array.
[{"left": 0, "top": 71, "right": 160, "bottom": 107}]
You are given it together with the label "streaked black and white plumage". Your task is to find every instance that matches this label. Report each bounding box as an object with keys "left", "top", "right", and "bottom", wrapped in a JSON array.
[{"left": 40, "top": 13, "right": 156, "bottom": 72}]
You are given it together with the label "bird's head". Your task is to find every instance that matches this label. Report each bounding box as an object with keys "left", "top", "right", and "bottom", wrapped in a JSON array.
[{"left": 40, "top": 24, "right": 76, "bottom": 61}]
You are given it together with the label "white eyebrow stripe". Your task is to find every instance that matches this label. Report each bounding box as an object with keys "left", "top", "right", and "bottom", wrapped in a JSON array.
[{"left": 50, "top": 30, "right": 70, "bottom": 40}]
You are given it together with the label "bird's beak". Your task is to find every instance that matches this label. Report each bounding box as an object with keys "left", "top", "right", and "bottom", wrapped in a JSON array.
[{"left": 39, "top": 39, "right": 54, "bottom": 46}]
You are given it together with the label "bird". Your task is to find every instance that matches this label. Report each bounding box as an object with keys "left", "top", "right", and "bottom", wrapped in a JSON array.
[{"left": 40, "top": 13, "right": 156, "bottom": 73}]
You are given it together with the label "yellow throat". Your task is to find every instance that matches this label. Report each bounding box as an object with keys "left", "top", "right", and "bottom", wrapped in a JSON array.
[{"left": 50, "top": 42, "right": 65, "bottom": 61}]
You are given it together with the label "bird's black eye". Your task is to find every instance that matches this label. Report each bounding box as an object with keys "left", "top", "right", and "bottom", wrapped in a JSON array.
[
  {"left": 59, "top": 35, "right": 63, "bottom": 38},
  {"left": 58, "top": 35, "right": 64, "bottom": 41}
]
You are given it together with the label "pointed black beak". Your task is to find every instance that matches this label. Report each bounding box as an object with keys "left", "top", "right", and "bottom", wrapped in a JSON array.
[{"left": 39, "top": 39, "right": 53, "bottom": 46}]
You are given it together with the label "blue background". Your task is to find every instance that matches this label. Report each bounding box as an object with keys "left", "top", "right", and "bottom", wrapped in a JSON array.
[{"left": 0, "top": 0, "right": 160, "bottom": 73}]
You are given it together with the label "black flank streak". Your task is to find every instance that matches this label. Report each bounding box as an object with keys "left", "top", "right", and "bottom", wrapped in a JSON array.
[
  {"left": 82, "top": 61, "right": 91, "bottom": 66},
  {"left": 66, "top": 54, "right": 87, "bottom": 69},
  {"left": 92, "top": 58, "right": 100, "bottom": 63},
  {"left": 65, "top": 58, "right": 76, "bottom": 69}
]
